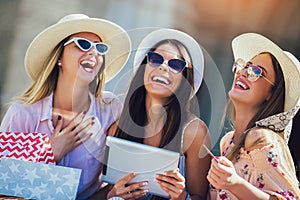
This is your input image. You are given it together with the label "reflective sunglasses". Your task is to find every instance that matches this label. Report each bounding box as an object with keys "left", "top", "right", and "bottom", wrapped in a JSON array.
[
  {"left": 232, "top": 58, "right": 275, "bottom": 86},
  {"left": 64, "top": 37, "right": 110, "bottom": 55},
  {"left": 146, "top": 51, "right": 187, "bottom": 74}
]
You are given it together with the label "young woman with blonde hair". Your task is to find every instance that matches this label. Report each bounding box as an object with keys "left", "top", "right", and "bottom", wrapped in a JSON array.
[{"left": 0, "top": 13, "right": 131, "bottom": 199}]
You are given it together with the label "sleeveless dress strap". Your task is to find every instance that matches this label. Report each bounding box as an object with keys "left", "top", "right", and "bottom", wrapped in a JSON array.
[
  {"left": 178, "top": 117, "right": 200, "bottom": 188},
  {"left": 180, "top": 117, "right": 200, "bottom": 155}
]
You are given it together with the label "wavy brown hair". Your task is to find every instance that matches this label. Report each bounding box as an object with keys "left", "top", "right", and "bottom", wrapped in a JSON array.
[{"left": 226, "top": 52, "right": 285, "bottom": 161}]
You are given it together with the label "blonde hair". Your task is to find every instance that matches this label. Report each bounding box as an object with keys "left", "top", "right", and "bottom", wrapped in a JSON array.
[{"left": 15, "top": 38, "right": 105, "bottom": 105}]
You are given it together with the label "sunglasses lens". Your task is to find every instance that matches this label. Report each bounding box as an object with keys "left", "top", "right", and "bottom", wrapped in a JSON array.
[
  {"left": 250, "top": 65, "right": 262, "bottom": 75},
  {"left": 96, "top": 44, "right": 109, "bottom": 54},
  {"left": 77, "top": 39, "right": 91, "bottom": 51},
  {"left": 233, "top": 59, "right": 245, "bottom": 74},
  {"left": 247, "top": 65, "right": 262, "bottom": 81},
  {"left": 232, "top": 63, "right": 238, "bottom": 73},
  {"left": 168, "top": 59, "right": 186, "bottom": 73},
  {"left": 147, "top": 52, "right": 163, "bottom": 66}
]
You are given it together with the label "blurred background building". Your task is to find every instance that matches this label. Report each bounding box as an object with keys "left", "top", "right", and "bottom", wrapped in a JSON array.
[{"left": 0, "top": 0, "right": 299, "bottom": 153}]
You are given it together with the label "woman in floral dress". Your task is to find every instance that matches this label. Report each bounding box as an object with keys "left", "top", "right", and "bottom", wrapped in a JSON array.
[{"left": 207, "top": 33, "right": 300, "bottom": 200}]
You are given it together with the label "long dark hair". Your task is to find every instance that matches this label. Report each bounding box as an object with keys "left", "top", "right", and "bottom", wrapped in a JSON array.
[
  {"left": 114, "top": 39, "right": 194, "bottom": 152},
  {"left": 227, "top": 52, "right": 285, "bottom": 161}
]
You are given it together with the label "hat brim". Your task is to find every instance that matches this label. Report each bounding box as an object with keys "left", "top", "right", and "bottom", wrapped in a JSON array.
[
  {"left": 25, "top": 15, "right": 131, "bottom": 83},
  {"left": 232, "top": 33, "right": 300, "bottom": 111},
  {"left": 133, "top": 28, "right": 204, "bottom": 96}
]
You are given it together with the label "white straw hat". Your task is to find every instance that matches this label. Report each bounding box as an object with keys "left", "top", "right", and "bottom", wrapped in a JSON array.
[
  {"left": 133, "top": 28, "right": 204, "bottom": 96},
  {"left": 232, "top": 33, "right": 300, "bottom": 111},
  {"left": 25, "top": 13, "right": 131, "bottom": 82}
]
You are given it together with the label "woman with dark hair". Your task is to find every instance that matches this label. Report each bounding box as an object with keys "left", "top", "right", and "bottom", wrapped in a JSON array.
[
  {"left": 207, "top": 33, "right": 300, "bottom": 199},
  {"left": 105, "top": 28, "right": 211, "bottom": 200}
]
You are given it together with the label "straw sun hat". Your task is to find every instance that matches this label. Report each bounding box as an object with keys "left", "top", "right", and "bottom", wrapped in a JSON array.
[
  {"left": 133, "top": 28, "right": 204, "bottom": 96},
  {"left": 232, "top": 32, "right": 300, "bottom": 111},
  {"left": 25, "top": 13, "right": 131, "bottom": 82}
]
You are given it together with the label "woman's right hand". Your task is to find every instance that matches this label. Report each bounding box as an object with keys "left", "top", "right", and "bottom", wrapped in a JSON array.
[
  {"left": 207, "top": 156, "right": 241, "bottom": 191},
  {"left": 50, "top": 112, "right": 94, "bottom": 163},
  {"left": 107, "top": 173, "right": 149, "bottom": 200}
]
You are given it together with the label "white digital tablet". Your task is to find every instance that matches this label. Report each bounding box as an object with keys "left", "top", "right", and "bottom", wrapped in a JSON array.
[{"left": 102, "top": 136, "right": 180, "bottom": 198}]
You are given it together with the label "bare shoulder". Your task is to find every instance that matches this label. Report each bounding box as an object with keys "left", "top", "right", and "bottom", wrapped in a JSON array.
[
  {"left": 183, "top": 115, "right": 210, "bottom": 152},
  {"left": 184, "top": 116, "right": 209, "bottom": 139},
  {"left": 244, "top": 127, "right": 279, "bottom": 151}
]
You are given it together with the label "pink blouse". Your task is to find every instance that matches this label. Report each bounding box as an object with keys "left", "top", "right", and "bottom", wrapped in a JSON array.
[{"left": 209, "top": 131, "right": 300, "bottom": 200}]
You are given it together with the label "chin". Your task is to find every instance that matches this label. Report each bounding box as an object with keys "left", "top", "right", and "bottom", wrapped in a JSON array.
[
  {"left": 228, "top": 89, "right": 235, "bottom": 99},
  {"left": 228, "top": 89, "right": 244, "bottom": 102}
]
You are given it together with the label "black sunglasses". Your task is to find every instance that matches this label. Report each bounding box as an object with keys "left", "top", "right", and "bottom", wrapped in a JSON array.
[
  {"left": 146, "top": 51, "right": 187, "bottom": 74},
  {"left": 64, "top": 37, "right": 110, "bottom": 55}
]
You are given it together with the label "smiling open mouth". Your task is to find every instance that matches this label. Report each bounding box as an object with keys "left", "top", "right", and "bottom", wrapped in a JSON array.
[
  {"left": 235, "top": 80, "right": 249, "bottom": 90},
  {"left": 152, "top": 76, "right": 170, "bottom": 85},
  {"left": 81, "top": 60, "right": 95, "bottom": 72}
]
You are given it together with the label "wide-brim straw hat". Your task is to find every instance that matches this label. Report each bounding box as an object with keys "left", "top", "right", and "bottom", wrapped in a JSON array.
[
  {"left": 25, "top": 13, "right": 131, "bottom": 82},
  {"left": 232, "top": 32, "right": 300, "bottom": 111},
  {"left": 133, "top": 28, "right": 204, "bottom": 96}
]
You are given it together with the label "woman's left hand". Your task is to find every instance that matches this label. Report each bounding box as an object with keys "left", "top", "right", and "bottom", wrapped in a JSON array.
[{"left": 155, "top": 168, "right": 186, "bottom": 200}]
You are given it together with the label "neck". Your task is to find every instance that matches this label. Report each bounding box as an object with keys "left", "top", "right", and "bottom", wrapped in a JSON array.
[
  {"left": 233, "top": 103, "right": 259, "bottom": 139},
  {"left": 145, "top": 94, "right": 167, "bottom": 137},
  {"left": 145, "top": 94, "right": 167, "bottom": 121},
  {"left": 53, "top": 76, "right": 90, "bottom": 113}
]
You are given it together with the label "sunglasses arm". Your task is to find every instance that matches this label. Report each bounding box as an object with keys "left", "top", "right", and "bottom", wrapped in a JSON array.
[{"left": 261, "top": 76, "right": 276, "bottom": 86}]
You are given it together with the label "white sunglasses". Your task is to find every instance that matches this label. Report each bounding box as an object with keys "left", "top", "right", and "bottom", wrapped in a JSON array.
[{"left": 64, "top": 37, "right": 110, "bottom": 55}]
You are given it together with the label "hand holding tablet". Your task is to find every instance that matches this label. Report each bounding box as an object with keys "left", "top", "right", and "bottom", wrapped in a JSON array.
[{"left": 102, "top": 136, "right": 180, "bottom": 198}]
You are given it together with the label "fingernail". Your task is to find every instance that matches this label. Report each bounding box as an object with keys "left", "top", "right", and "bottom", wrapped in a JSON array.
[
  {"left": 142, "top": 182, "right": 148, "bottom": 186},
  {"left": 58, "top": 115, "right": 62, "bottom": 120},
  {"left": 89, "top": 133, "right": 93, "bottom": 136},
  {"left": 91, "top": 116, "right": 95, "bottom": 120},
  {"left": 83, "top": 111, "right": 87, "bottom": 115},
  {"left": 143, "top": 189, "right": 149, "bottom": 193}
]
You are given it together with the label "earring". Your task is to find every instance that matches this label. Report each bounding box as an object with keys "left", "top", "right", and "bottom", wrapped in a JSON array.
[{"left": 57, "top": 60, "right": 62, "bottom": 66}]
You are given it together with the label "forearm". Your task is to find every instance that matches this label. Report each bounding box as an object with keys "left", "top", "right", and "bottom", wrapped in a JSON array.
[
  {"left": 229, "top": 178, "right": 276, "bottom": 200},
  {"left": 186, "top": 179, "right": 209, "bottom": 200},
  {"left": 87, "top": 184, "right": 110, "bottom": 200},
  {"left": 189, "top": 194, "right": 206, "bottom": 200}
]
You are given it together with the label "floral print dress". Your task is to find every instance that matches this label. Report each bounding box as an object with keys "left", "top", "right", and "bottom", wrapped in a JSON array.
[{"left": 209, "top": 131, "right": 300, "bottom": 200}]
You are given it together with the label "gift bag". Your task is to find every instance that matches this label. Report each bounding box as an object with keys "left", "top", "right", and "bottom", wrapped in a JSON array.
[
  {"left": 0, "top": 132, "right": 55, "bottom": 164},
  {"left": 0, "top": 158, "right": 81, "bottom": 200}
]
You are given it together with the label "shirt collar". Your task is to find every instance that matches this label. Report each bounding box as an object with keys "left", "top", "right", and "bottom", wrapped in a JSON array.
[
  {"left": 40, "top": 93, "right": 53, "bottom": 121},
  {"left": 40, "top": 92, "right": 97, "bottom": 121}
]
